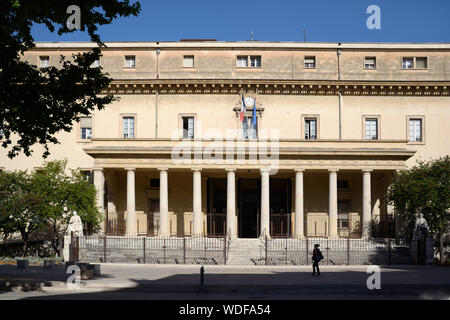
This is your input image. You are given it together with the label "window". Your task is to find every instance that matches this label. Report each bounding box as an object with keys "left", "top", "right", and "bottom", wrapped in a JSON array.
[
  {"left": 402, "top": 57, "right": 413, "bottom": 69},
  {"left": 183, "top": 55, "right": 194, "bottom": 68},
  {"left": 415, "top": 57, "right": 428, "bottom": 69},
  {"left": 80, "top": 117, "right": 92, "bottom": 140},
  {"left": 242, "top": 116, "right": 258, "bottom": 139},
  {"left": 304, "top": 56, "right": 316, "bottom": 68},
  {"left": 236, "top": 56, "right": 248, "bottom": 67},
  {"left": 364, "top": 57, "right": 376, "bottom": 69},
  {"left": 409, "top": 118, "right": 422, "bottom": 142},
  {"left": 182, "top": 117, "right": 194, "bottom": 139},
  {"left": 40, "top": 56, "right": 50, "bottom": 68},
  {"left": 91, "top": 60, "right": 100, "bottom": 68},
  {"left": 149, "top": 179, "right": 160, "bottom": 188},
  {"left": 125, "top": 55, "right": 136, "bottom": 68},
  {"left": 250, "top": 56, "right": 261, "bottom": 67},
  {"left": 304, "top": 118, "right": 317, "bottom": 140},
  {"left": 365, "top": 118, "right": 378, "bottom": 140},
  {"left": 402, "top": 57, "right": 428, "bottom": 69},
  {"left": 237, "top": 55, "right": 261, "bottom": 68},
  {"left": 123, "top": 116, "right": 135, "bottom": 138}
]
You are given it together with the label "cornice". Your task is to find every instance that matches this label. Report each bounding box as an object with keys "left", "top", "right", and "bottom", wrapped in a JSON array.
[{"left": 101, "top": 79, "right": 450, "bottom": 96}]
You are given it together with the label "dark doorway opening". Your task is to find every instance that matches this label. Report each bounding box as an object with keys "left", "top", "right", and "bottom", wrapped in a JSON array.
[
  {"left": 270, "top": 178, "right": 292, "bottom": 237},
  {"left": 238, "top": 178, "right": 260, "bottom": 238},
  {"left": 207, "top": 178, "right": 226, "bottom": 237}
]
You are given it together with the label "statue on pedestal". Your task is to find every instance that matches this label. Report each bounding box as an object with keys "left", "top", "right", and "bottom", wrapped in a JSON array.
[
  {"left": 66, "top": 211, "right": 83, "bottom": 237},
  {"left": 413, "top": 211, "right": 429, "bottom": 239}
]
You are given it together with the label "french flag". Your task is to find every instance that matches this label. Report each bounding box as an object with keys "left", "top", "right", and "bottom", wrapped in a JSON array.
[{"left": 240, "top": 92, "right": 246, "bottom": 122}]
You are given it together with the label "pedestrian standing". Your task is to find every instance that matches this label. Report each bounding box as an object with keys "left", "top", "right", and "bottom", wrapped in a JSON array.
[{"left": 312, "top": 244, "right": 323, "bottom": 276}]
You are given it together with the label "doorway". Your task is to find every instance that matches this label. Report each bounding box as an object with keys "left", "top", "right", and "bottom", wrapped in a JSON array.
[{"left": 238, "top": 178, "right": 260, "bottom": 238}]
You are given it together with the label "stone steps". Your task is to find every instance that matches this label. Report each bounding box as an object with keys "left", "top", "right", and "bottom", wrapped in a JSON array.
[{"left": 226, "top": 239, "right": 265, "bottom": 265}]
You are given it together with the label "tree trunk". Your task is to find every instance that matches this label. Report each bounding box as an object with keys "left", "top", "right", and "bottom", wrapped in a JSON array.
[
  {"left": 440, "top": 233, "right": 445, "bottom": 265},
  {"left": 22, "top": 234, "right": 29, "bottom": 257}
]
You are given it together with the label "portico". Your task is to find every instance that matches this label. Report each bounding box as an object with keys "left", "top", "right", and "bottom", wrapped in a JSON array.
[{"left": 87, "top": 138, "right": 414, "bottom": 239}]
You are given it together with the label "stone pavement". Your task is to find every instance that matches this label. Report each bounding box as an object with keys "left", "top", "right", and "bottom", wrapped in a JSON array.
[{"left": 1, "top": 263, "right": 450, "bottom": 299}]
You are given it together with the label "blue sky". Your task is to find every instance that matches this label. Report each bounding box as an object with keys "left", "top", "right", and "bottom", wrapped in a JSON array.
[{"left": 31, "top": 0, "right": 450, "bottom": 43}]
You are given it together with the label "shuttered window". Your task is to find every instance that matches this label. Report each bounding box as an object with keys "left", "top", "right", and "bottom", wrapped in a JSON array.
[
  {"left": 183, "top": 117, "right": 194, "bottom": 138},
  {"left": 40, "top": 56, "right": 50, "bottom": 67},
  {"left": 125, "top": 55, "right": 136, "bottom": 68},
  {"left": 364, "top": 57, "right": 376, "bottom": 69},
  {"left": 415, "top": 57, "right": 428, "bottom": 69},
  {"left": 123, "top": 117, "right": 134, "bottom": 138},
  {"left": 183, "top": 55, "right": 194, "bottom": 67},
  {"left": 304, "top": 118, "right": 317, "bottom": 139},
  {"left": 365, "top": 119, "right": 378, "bottom": 140},
  {"left": 409, "top": 119, "right": 422, "bottom": 142},
  {"left": 80, "top": 117, "right": 92, "bottom": 139},
  {"left": 236, "top": 56, "right": 248, "bottom": 67},
  {"left": 304, "top": 56, "right": 316, "bottom": 68}
]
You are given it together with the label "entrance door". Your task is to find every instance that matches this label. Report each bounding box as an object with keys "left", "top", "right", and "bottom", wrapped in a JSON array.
[
  {"left": 207, "top": 178, "right": 227, "bottom": 236},
  {"left": 269, "top": 178, "right": 292, "bottom": 237},
  {"left": 238, "top": 178, "right": 260, "bottom": 238}
]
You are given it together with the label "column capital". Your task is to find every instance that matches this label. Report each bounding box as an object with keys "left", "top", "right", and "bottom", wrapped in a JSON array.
[
  {"left": 191, "top": 168, "right": 202, "bottom": 172},
  {"left": 225, "top": 168, "right": 236, "bottom": 172},
  {"left": 93, "top": 167, "right": 103, "bottom": 172},
  {"left": 328, "top": 168, "right": 339, "bottom": 173},
  {"left": 125, "top": 167, "right": 136, "bottom": 172},
  {"left": 362, "top": 169, "right": 373, "bottom": 173},
  {"left": 260, "top": 167, "right": 271, "bottom": 174},
  {"left": 294, "top": 168, "right": 305, "bottom": 173},
  {"left": 157, "top": 167, "right": 169, "bottom": 172}
]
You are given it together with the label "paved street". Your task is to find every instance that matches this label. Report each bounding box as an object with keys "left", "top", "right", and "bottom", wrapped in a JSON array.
[{"left": 1, "top": 264, "right": 450, "bottom": 300}]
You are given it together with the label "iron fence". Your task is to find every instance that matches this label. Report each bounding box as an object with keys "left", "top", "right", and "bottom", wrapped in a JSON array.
[
  {"left": 206, "top": 210, "right": 226, "bottom": 237},
  {"left": 72, "top": 234, "right": 227, "bottom": 265},
  {"left": 270, "top": 212, "right": 291, "bottom": 237},
  {"left": 69, "top": 233, "right": 429, "bottom": 266},
  {"left": 262, "top": 236, "right": 424, "bottom": 266}
]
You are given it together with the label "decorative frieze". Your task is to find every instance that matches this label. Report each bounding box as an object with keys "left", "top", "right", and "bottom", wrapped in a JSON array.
[{"left": 100, "top": 80, "right": 450, "bottom": 96}]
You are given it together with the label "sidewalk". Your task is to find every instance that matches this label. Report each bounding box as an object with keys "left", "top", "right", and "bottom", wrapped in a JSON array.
[{"left": 1, "top": 264, "right": 450, "bottom": 297}]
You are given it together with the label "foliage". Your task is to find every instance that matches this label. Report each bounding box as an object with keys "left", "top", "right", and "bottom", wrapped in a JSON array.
[
  {"left": 0, "top": 0, "right": 141, "bottom": 158},
  {"left": 0, "top": 160, "right": 102, "bottom": 256},
  {"left": 386, "top": 156, "right": 450, "bottom": 262}
]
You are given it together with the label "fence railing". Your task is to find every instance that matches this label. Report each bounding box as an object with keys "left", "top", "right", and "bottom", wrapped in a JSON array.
[
  {"left": 261, "top": 236, "right": 423, "bottom": 266},
  {"left": 72, "top": 234, "right": 227, "bottom": 265},
  {"left": 69, "top": 234, "right": 430, "bottom": 266}
]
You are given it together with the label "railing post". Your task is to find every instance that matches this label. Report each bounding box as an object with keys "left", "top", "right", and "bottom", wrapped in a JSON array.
[
  {"left": 265, "top": 235, "right": 268, "bottom": 266},
  {"left": 223, "top": 233, "right": 227, "bottom": 265},
  {"left": 69, "top": 232, "right": 74, "bottom": 262},
  {"left": 103, "top": 235, "right": 106, "bottom": 263},
  {"left": 163, "top": 238, "right": 166, "bottom": 264},
  {"left": 285, "top": 236, "right": 288, "bottom": 265},
  {"left": 306, "top": 237, "right": 309, "bottom": 265},
  {"left": 388, "top": 239, "right": 392, "bottom": 265},
  {"left": 74, "top": 236, "right": 79, "bottom": 263},
  {"left": 183, "top": 237, "right": 186, "bottom": 265},
  {"left": 143, "top": 236, "right": 146, "bottom": 264},
  {"left": 347, "top": 236, "right": 350, "bottom": 265}
]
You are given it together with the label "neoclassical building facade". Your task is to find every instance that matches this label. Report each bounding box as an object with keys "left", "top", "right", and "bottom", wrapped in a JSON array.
[{"left": 1, "top": 41, "right": 449, "bottom": 239}]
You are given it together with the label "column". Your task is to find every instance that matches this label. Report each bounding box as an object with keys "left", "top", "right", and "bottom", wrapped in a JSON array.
[
  {"left": 294, "top": 169, "right": 305, "bottom": 238},
  {"left": 362, "top": 169, "right": 372, "bottom": 238},
  {"left": 126, "top": 168, "right": 137, "bottom": 236},
  {"left": 192, "top": 169, "right": 202, "bottom": 236},
  {"left": 260, "top": 168, "right": 270, "bottom": 238},
  {"left": 159, "top": 168, "right": 169, "bottom": 237},
  {"left": 328, "top": 169, "right": 338, "bottom": 238},
  {"left": 226, "top": 169, "right": 237, "bottom": 238},
  {"left": 93, "top": 168, "right": 104, "bottom": 234}
]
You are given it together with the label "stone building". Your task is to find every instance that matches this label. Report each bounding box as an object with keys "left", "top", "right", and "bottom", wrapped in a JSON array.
[{"left": 1, "top": 41, "right": 449, "bottom": 239}]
